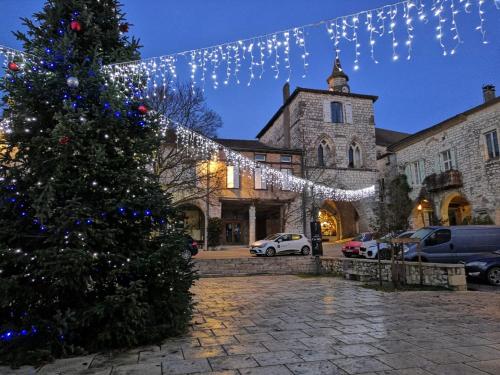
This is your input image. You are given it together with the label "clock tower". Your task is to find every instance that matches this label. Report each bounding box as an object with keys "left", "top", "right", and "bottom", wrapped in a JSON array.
[{"left": 327, "top": 58, "right": 350, "bottom": 93}]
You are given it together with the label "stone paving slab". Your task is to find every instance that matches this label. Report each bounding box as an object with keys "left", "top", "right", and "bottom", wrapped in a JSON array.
[{"left": 2, "top": 275, "right": 500, "bottom": 374}]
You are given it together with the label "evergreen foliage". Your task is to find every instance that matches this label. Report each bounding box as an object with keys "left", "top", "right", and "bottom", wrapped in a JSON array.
[
  {"left": 0, "top": 0, "right": 195, "bottom": 366},
  {"left": 372, "top": 175, "right": 413, "bottom": 234},
  {"left": 207, "top": 218, "right": 223, "bottom": 247}
]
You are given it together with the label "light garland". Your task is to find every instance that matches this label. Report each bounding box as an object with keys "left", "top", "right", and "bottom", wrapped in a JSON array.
[
  {"left": 98, "top": 0, "right": 498, "bottom": 98},
  {"left": 157, "top": 116, "right": 376, "bottom": 202},
  {"left": 1, "top": 0, "right": 498, "bottom": 98}
]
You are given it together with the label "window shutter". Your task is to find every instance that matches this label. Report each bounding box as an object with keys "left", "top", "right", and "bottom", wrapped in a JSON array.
[
  {"left": 419, "top": 159, "right": 426, "bottom": 183},
  {"left": 345, "top": 102, "right": 353, "bottom": 124},
  {"left": 404, "top": 164, "right": 412, "bottom": 185},
  {"left": 451, "top": 148, "right": 457, "bottom": 170},
  {"left": 323, "top": 101, "right": 331, "bottom": 123},
  {"left": 234, "top": 167, "right": 240, "bottom": 188},
  {"left": 435, "top": 154, "right": 442, "bottom": 173}
]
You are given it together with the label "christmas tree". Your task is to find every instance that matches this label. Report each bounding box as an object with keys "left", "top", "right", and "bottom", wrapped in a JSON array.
[{"left": 0, "top": 0, "right": 195, "bottom": 365}]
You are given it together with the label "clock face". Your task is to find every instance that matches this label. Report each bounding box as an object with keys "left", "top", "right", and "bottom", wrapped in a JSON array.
[{"left": 341, "top": 85, "right": 350, "bottom": 93}]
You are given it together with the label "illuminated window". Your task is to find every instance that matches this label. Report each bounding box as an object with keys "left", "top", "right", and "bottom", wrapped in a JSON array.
[{"left": 226, "top": 165, "right": 239, "bottom": 188}]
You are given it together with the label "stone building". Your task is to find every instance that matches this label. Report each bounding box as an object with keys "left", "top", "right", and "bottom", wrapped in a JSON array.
[
  {"left": 256, "top": 59, "right": 406, "bottom": 240},
  {"left": 176, "top": 140, "right": 304, "bottom": 247},
  {"left": 382, "top": 85, "right": 500, "bottom": 228},
  {"left": 176, "top": 59, "right": 408, "bottom": 246}
]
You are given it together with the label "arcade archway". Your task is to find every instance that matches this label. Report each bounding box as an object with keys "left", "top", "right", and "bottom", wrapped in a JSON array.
[{"left": 440, "top": 193, "right": 472, "bottom": 225}]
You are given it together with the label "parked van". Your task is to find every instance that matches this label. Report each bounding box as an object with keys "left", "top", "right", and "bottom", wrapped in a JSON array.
[{"left": 403, "top": 226, "right": 500, "bottom": 263}]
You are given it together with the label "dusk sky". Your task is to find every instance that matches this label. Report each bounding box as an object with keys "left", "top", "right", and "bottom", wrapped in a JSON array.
[{"left": 1, "top": 0, "right": 499, "bottom": 140}]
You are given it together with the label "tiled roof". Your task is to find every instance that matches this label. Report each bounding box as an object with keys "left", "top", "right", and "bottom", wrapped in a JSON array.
[
  {"left": 217, "top": 138, "right": 302, "bottom": 154},
  {"left": 375, "top": 128, "right": 411, "bottom": 147}
]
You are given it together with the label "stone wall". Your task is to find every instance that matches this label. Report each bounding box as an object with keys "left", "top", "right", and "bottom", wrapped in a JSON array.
[
  {"left": 321, "top": 257, "right": 467, "bottom": 291},
  {"left": 390, "top": 101, "right": 500, "bottom": 225},
  {"left": 194, "top": 257, "right": 317, "bottom": 276},
  {"left": 259, "top": 89, "right": 380, "bottom": 235}
]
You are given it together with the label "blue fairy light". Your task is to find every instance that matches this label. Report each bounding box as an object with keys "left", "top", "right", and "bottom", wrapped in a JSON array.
[
  {"left": 114, "top": 111, "right": 121, "bottom": 118},
  {"left": 86, "top": 219, "right": 93, "bottom": 225},
  {"left": 144, "top": 209, "right": 152, "bottom": 216}
]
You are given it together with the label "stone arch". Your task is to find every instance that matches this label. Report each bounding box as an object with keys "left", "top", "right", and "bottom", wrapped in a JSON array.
[
  {"left": 315, "top": 134, "right": 335, "bottom": 167},
  {"left": 440, "top": 191, "right": 472, "bottom": 226},
  {"left": 178, "top": 203, "right": 206, "bottom": 242},
  {"left": 321, "top": 200, "right": 361, "bottom": 240}
]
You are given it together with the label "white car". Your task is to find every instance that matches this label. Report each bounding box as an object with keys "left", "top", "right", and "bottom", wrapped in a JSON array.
[
  {"left": 250, "top": 233, "right": 311, "bottom": 257},
  {"left": 360, "top": 231, "right": 415, "bottom": 259}
]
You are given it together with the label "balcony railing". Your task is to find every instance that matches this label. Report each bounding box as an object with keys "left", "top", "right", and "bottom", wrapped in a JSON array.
[{"left": 423, "top": 169, "right": 463, "bottom": 192}]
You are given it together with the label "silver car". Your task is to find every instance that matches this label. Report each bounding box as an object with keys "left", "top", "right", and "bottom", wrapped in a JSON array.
[{"left": 250, "top": 233, "right": 311, "bottom": 257}]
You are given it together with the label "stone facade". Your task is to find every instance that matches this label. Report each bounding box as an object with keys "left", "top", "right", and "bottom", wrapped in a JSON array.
[
  {"left": 384, "top": 93, "right": 500, "bottom": 227},
  {"left": 169, "top": 60, "right": 499, "bottom": 246},
  {"left": 257, "top": 84, "right": 381, "bottom": 238}
]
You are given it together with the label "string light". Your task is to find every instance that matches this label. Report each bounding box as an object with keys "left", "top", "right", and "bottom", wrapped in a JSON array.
[
  {"left": 165, "top": 117, "right": 376, "bottom": 202},
  {"left": 2, "top": 0, "right": 499, "bottom": 98}
]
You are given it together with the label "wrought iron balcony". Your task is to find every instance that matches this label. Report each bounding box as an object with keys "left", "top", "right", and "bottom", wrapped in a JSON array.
[{"left": 423, "top": 169, "right": 463, "bottom": 192}]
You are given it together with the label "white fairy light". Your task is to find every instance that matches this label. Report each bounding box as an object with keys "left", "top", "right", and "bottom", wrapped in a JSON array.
[
  {"left": 2, "top": 1, "right": 496, "bottom": 98},
  {"left": 476, "top": 0, "right": 488, "bottom": 43},
  {"left": 389, "top": 5, "right": 400, "bottom": 61},
  {"left": 405, "top": 1, "right": 416, "bottom": 60},
  {"left": 168, "top": 115, "right": 375, "bottom": 202},
  {"left": 366, "top": 11, "right": 379, "bottom": 63},
  {"left": 432, "top": 0, "right": 447, "bottom": 56},
  {"left": 352, "top": 15, "right": 361, "bottom": 70}
]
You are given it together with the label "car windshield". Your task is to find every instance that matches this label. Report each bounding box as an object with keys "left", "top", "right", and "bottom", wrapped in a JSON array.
[
  {"left": 264, "top": 234, "right": 281, "bottom": 241},
  {"left": 411, "top": 228, "right": 434, "bottom": 240},
  {"left": 353, "top": 233, "right": 372, "bottom": 241}
]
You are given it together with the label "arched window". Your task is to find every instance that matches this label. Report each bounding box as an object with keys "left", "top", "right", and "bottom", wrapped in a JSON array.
[
  {"left": 318, "top": 144, "right": 325, "bottom": 166},
  {"left": 348, "top": 142, "right": 362, "bottom": 168},
  {"left": 317, "top": 140, "right": 331, "bottom": 167}
]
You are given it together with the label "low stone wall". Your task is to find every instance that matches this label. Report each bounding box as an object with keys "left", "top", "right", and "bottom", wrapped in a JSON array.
[
  {"left": 194, "top": 257, "right": 317, "bottom": 277},
  {"left": 321, "top": 257, "right": 467, "bottom": 291}
]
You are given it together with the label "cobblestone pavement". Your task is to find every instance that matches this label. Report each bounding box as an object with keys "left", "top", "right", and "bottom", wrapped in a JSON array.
[{"left": 4, "top": 275, "right": 500, "bottom": 374}]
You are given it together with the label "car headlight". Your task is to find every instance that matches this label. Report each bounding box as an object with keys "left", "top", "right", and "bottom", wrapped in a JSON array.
[{"left": 466, "top": 261, "right": 488, "bottom": 267}]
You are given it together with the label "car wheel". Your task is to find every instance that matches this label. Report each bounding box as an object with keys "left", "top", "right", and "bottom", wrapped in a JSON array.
[
  {"left": 487, "top": 267, "right": 500, "bottom": 286},
  {"left": 181, "top": 249, "right": 192, "bottom": 261},
  {"left": 301, "top": 246, "right": 310, "bottom": 256},
  {"left": 265, "top": 247, "right": 276, "bottom": 257}
]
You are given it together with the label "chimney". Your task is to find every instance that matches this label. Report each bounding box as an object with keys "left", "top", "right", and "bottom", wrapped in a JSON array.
[
  {"left": 483, "top": 84, "right": 496, "bottom": 103},
  {"left": 283, "top": 82, "right": 290, "bottom": 103},
  {"left": 282, "top": 83, "right": 291, "bottom": 148}
]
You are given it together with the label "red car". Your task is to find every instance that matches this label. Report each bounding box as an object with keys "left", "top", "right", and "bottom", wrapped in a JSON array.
[{"left": 342, "top": 232, "right": 375, "bottom": 258}]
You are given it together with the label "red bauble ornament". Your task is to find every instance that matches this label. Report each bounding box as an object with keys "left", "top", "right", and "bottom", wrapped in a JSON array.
[
  {"left": 59, "top": 136, "right": 70, "bottom": 145},
  {"left": 119, "top": 23, "right": 129, "bottom": 33},
  {"left": 138, "top": 105, "right": 148, "bottom": 115},
  {"left": 8, "top": 62, "right": 20, "bottom": 72},
  {"left": 70, "top": 20, "right": 82, "bottom": 32}
]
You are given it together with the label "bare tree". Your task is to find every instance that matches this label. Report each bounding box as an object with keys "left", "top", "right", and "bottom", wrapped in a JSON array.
[{"left": 147, "top": 82, "right": 224, "bottom": 208}]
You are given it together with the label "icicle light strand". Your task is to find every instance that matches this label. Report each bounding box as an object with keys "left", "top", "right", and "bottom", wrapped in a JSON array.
[{"left": 1, "top": 0, "right": 499, "bottom": 98}]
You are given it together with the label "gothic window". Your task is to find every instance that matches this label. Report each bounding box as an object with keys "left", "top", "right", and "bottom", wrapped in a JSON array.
[
  {"left": 317, "top": 140, "right": 331, "bottom": 167},
  {"left": 348, "top": 142, "right": 362, "bottom": 168}
]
